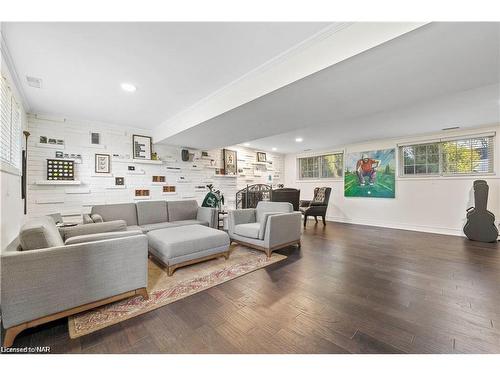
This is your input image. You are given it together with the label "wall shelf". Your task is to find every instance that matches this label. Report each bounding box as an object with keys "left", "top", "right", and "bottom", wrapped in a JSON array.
[
  {"left": 52, "top": 157, "right": 82, "bottom": 164},
  {"left": 106, "top": 186, "right": 127, "bottom": 189},
  {"left": 134, "top": 196, "right": 151, "bottom": 200},
  {"left": 213, "top": 175, "right": 237, "bottom": 178},
  {"left": 127, "top": 170, "right": 145, "bottom": 175},
  {"left": 35, "top": 180, "right": 82, "bottom": 185},
  {"left": 91, "top": 173, "right": 113, "bottom": 178},
  {"left": 113, "top": 158, "right": 163, "bottom": 165},
  {"left": 162, "top": 192, "right": 178, "bottom": 196},
  {"left": 36, "top": 143, "right": 64, "bottom": 149}
]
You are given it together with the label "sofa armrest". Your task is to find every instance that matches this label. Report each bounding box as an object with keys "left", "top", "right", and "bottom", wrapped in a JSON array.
[
  {"left": 64, "top": 230, "right": 143, "bottom": 245},
  {"left": 197, "top": 207, "right": 218, "bottom": 228},
  {"left": 228, "top": 209, "right": 256, "bottom": 234},
  {"left": 60, "top": 220, "right": 127, "bottom": 240},
  {"left": 264, "top": 212, "right": 302, "bottom": 249},
  {"left": 1, "top": 234, "right": 148, "bottom": 329}
]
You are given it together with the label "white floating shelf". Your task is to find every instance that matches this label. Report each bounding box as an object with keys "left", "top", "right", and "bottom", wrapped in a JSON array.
[
  {"left": 91, "top": 173, "right": 113, "bottom": 178},
  {"left": 106, "top": 186, "right": 127, "bottom": 189},
  {"left": 35, "top": 180, "right": 82, "bottom": 185},
  {"left": 213, "top": 174, "right": 237, "bottom": 178},
  {"left": 165, "top": 168, "right": 181, "bottom": 173},
  {"left": 51, "top": 157, "right": 82, "bottom": 164},
  {"left": 112, "top": 158, "right": 162, "bottom": 165},
  {"left": 162, "top": 192, "right": 178, "bottom": 196},
  {"left": 176, "top": 179, "right": 192, "bottom": 183},
  {"left": 127, "top": 171, "right": 145, "bottom": 175},
  {"left": 181, "top": 195, "right": 196, "bottom": 199},
  {"left": 86, "top": 144, "right": 106, "bottom": 149},
  {"left": 36, "top": 143, "right": 64, "bottom": 149},
  {"left": 36, "top": 198, "right": 64, "bottom": 204},
  {"left": 151, "top": 182, "right": 167, "bottom": 185},
  {"left": 65, "top": 188, "right": 91, "bottom": 194},
  {"left": 134, "top": 196, "right": 151, "bottom": 200},
  {"left": 205, "top": 165, "right": 219, "bottom": 169}
]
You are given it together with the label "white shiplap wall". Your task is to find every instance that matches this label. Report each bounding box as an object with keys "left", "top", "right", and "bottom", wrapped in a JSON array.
[{"left": 26, "top": 114, "right": 284, "bottom": 221}]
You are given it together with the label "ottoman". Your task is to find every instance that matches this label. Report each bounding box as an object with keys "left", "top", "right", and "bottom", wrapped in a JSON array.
[{"left": 147, "top": 224, "right": 230, "bottom": 276}]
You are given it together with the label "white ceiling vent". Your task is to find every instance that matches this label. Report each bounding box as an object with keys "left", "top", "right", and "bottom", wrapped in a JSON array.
[{"left": 26, "top": 76, "right": 43, "bottom": 88}]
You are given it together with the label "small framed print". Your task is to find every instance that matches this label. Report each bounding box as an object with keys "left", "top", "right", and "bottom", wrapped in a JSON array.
[
  {"left": 90, "top": 132, "right": 100, "bottom": 145},
  {"left": 222, "top": 149, "right": 237, "bottom": 175},
  {"left": 95, "top": 153, "right": 110, "bottom": 173},
  {"left": 257, "top": 152, "right": 267, "bottom": 162},
  {"left": 132, "top": 134, "right": 152, "bottom": 160},
  {"left": 128, "top": 165, "right": 135, "bottom": 171},
  {"left": 152, "top": 175, "right": 166, "bottom": 183},
  {"left": 39, "top": 136, "right": 47, "bottom": 144},
  {"left": 115, "top": 177, "right": 125, "bottom": 186}
]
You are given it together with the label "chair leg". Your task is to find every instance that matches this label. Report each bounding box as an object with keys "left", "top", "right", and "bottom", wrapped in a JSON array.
[
  {"left": 303, "top": 215, "right": 308, "bottom": 227},
  {"left": 314, "top": 216, "right": 318, "bottom": 223},
  {"left": 322, "top": 215, "right": 326, "bottom": 225}
]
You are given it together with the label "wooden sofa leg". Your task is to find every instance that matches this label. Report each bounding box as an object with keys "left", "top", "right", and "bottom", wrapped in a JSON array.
[
  {"left": 3, "top": 324, "right": 26, "bottom": 348},
  {"left": 136, "top": 287, "right": 149, "bottom": 300},
  {"left": 167, "top": 266, "right": 175, "bottom": 277},
  {"left": 265, "top": 249, "right": 272, "bottom": 258},
  {"left": 223, "top": 251, "right": 230, "bottom": 260}
]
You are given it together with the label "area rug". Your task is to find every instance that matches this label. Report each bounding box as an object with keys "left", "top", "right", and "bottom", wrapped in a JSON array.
[{"left": 68, "top": 247, "right": 286, "bottom": 338}]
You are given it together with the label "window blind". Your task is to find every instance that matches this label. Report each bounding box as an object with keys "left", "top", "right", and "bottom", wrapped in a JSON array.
[{"left": 0, "top": 76, "right": 22, "bottom": 170}]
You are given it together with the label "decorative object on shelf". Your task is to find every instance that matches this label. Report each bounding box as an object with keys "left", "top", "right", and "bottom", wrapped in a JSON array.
[
  {"left": 223, "top": 149, "right": 237, "bottom": 175},
  {"left": 90, "top": 132, "right": 100, "bottom": 145},
  {"left": 55, "top": 151, "right": 64, "bottom": 158},
  {"left": 201, "top": 151, "right": 209, "bottom": 157},
  {"left": 115, "top": 177, "right": 125, "bottom": 186},
  {"left": 152, "top": 175, "right": 166, "bottom": 183},
  {"left": 344, "top": 148, "right": 395, "bottom": 198},
  {"left": 132, "top": 134, "right": 152, "bottom": 160},
  {"left": 48, "top": 138, "right": 57, "bottom": 144},
  {"left": 56, "top": 139, "right": 64, "bottom": 145},
  {"left": 151, "top": 152, "right": 159, "bottom": 160},
  {"left": 163, "top": 185, "right": 176, "bottom": 193},
  {"left": 95, "top": 153, "right": 111, "bottom": 174},
  {"left": 463, "top": 180, "right": 499, "bottom": 243},
  {"left": 202, "top": 184, "right": 224, "bottom": 209},
  {"left": 22, "top": 131, "right": 30, "bottom": 214},
  {"left": 47, "top": 159, "right": 74, "bottom": 181},
  {"left": 181, "top": 149, "right": 190, "bottom": 161},
  {"left": 39, "top": 135, "right": 47, "bottom": 143},
  {"left": 135, "top": 189, "right": 150, "bottom": 197},
  {"left": 257, "top": 152, "right": 267, "bottom": 162},
  {"left": 128, "top": 165, "right": 135, "bottom": 171}
]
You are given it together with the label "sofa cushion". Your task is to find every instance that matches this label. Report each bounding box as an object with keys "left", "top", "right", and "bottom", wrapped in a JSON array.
[
  {"left": 136, "top": 200, "right": 168, "bottom": 225},
  {"left": 90, "top": 213, "right": 104, "bottom": 223},
  {"left": 234, "top": 222, "right": 261, "bottom": 239},
  {"left": 91, "top": 203, "right": 138, "bottom": 226},
  {"left": 19, "top": 216, "right": 64, "bottom": 251},
  {"left": 258, "top": 212, "right": 282, "bottom": 239},
  {"left": 167, "top": 200, "right": 198, "bottom": 222},
  {"left": 61, "top": 220, "right": 127, "bottom": 240},
  {"left": 256, "top": 201, "right": 293, "bottom": 223},
  {"left": 140, "top": 219, "right": 208, "bottom": 233},
  {"left": 64, "top": 230, "right": 143, "bottom": 245}
]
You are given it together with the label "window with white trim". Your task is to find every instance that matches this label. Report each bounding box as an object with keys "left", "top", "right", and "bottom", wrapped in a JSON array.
[
  {"left": 1, "top": 76, "right": 22, "bottom": 170},
  {"left": 399, "top": 134, "right": 495, "bottom": 176},
  {"left": 298, "top": 152, "right": 343, "bottom": 179}
]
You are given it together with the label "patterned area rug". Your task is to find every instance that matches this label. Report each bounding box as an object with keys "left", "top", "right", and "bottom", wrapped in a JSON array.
[{"left": 68, "top": 247, "right": 286, "bottom": 338}]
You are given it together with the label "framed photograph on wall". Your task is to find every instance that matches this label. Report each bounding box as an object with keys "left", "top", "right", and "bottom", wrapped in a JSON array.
[
  {"left": 115, "top": 177, "right": 125, "bottom": 185},
  {"left": 90, "top": 132, "right": 101, "bottom": 145},
  {"left": 257, "top": 152, "right": 267, "bottom": 162},
  {"left": 133, "top": 134, "right": 152, "bottom": 160},
  {"left": 95, "top": 153, "right": 111, "bottom": 174},
  {"left": 223, "top": 149, "right": 237, "bottom": 175}
]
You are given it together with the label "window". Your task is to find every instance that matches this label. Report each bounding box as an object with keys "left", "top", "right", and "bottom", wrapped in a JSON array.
[
  {"left": 399, "top": 134, "right": 494, "bottom": 176},
  {"left": 1, "top": 76, "right": 22, "bottom": 171},
  {"left": 298, "top": 152, "right": 343, "bottom": 179}
]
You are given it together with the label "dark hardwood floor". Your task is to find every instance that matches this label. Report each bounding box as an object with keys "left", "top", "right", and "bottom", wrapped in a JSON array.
[{"left": 4, "top": 222, "right": 500, "bottom": 353}]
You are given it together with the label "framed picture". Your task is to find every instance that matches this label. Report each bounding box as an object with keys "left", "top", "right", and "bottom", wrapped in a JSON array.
[
  {"left": 152, "top": 175, "right": 166, "bottom": 183},
  {"left": 344, "top": 148, "right": 396, "bottom": 198},
  {"left": 39, "top": 136, "right": 47, "bottom": 144},
  {"left": 90, "top": 132, "right": 100, "bottom": 145},
  {"left": 48, "top": 138, "right": 57, "bottom": 144},
  {"left": 115, "top": 177, "right": 125, "bottom": 186},
  {"left": 257, "top": 152, "right": 267, "bottom": 162},
  {"left": 47, "top": 159, "right": 74, "bottom": 180},
  {"left": 133, "top": 134, "right": 152, "bottom": 160},
  {"left": 128, "top": 165, "right": 135, "bottom": 171},
  {"left": 223, "top": 149, "right": 237, "bottom": 175},
  {"left": 95, "top": 153, "right": 111, "bottom": 174}
]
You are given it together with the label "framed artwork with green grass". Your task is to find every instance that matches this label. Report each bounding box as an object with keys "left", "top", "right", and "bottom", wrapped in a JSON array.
[{"left": 344, "top": 148, "right": 396, "bottom": 198}]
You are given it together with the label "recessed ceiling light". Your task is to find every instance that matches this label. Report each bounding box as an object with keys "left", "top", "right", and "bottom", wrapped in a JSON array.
[
  {"left": 243, "top": 143, "right": 250, "bottom": 147},
  {"left": 295, "top": 137, "right": 303, "bottom": 143},
  {"left": 272, "top": 147, "right": 277, "bottom": 151},
  {"left": 121, "top": 83, "right": 137, "bottom": 92}
]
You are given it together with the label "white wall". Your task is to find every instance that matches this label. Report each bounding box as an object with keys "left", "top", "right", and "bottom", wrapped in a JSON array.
[
  {"left": 285, "top": 125, "right": 500, "bottom": 236},
  {"left": 1, "top": 46, "right": 27, "bottom": 249},
  {"left": 26, "top": 114, "right": 284, "bottom": 221}
]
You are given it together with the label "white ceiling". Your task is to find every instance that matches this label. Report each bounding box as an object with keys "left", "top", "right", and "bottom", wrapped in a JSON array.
[
  {"left": 162, "top": 22, "right": 500, "bottom": 153},
  {"left": 1, "top": 22, "right": 330, "bottom": 128}
]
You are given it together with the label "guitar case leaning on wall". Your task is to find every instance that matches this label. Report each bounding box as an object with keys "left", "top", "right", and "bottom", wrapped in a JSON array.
[{"left": 463, "top": 180, "right": 499, "bottom": 243}]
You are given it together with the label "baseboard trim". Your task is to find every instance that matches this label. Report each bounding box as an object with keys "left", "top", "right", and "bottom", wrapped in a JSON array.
[{"left": 324, "top": 215, "right": 464, "bottom": 237}]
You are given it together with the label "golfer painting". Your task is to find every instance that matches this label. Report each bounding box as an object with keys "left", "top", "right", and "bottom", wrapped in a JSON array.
[
  {"left": 356, "top": 153, "right": 380, "bottom": 186},
  {"left": 344, "top": 148, "right": 396, "bottom": 198}
]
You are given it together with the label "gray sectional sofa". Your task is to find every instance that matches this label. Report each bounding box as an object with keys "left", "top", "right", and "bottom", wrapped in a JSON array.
[
  {"left": 1, "top": 216, "right": 149, "bottom": 348},
  {"left": 88, "top": 199, "right": 218, "bottom": 232}
]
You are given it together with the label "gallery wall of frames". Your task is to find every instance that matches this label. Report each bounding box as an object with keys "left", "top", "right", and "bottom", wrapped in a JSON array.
[{"left": 26, "top": 114, "right": 284, "bottom": 221}]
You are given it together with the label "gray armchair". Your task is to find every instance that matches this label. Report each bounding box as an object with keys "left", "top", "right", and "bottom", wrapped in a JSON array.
[{"left": 228, "top": 201, "right": 301, "bottom": 257}]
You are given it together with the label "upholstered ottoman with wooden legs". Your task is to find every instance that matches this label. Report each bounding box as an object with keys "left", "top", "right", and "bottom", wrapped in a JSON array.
[{"left": 146, "top": 224, "right": 230, "bottom": 276}]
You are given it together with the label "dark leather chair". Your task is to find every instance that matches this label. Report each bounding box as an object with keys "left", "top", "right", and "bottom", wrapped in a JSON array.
[
  {"left": 271, "top": 188, "right": 300, "bottom": 211},
  {"left": 299, "top": 187, "right": 332, "bottom": 227}
]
